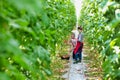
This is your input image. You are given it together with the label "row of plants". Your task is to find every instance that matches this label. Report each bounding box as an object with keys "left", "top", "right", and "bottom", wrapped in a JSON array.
[
  {"left": 0, "top": 0, "right": 76, "bottom": 80},
  {"left": 79, "top": 0, "right": 120, "bottom": 80}
]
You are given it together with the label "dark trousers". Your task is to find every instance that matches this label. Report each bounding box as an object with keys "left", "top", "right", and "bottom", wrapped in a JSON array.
[{"left": 74, "top": 43, "right": 83, "bottom": 61}]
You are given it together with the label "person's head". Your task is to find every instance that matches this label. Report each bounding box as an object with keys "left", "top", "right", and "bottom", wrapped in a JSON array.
[
  {"left": 71, "top": 33, "right": 75, "bottom": 39},
  {"left": 78, "top": 26, "right": 83, "bottom": 33}
]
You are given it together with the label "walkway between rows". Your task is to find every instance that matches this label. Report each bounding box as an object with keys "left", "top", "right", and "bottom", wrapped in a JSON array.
[
  {"left": 62, "top": 45, "right": 87, "bottom": 80},
  {"left": 61, "top": 40, "right": 102, "bottom": 80}
]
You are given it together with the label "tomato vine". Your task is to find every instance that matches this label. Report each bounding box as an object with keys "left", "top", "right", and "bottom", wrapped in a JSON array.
[
  {"left": 79, "top": 0, "right": 120, "bottom": 79},
  {"left": 0, "top": 0, "right": 76, "bottom": 80}
]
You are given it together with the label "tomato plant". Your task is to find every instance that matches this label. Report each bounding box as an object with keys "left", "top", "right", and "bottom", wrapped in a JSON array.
[
  {"left": 79, "top": 0, "right": 120, "bottom": 79},
  {"left": 0, "top": 0, "right": 76, "bottom": 80}
]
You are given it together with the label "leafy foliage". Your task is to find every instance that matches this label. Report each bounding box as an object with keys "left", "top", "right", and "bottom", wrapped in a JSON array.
[
  {"left": 79, "top": 0, "right": 120, "bottom": 79},
  {"left": 0, "top": 0, "right": 76, "bottom": 80}
]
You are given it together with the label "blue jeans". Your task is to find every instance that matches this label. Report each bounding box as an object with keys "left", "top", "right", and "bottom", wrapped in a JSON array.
[
  {"left": 74, "top": 51, "right": 82, "bottom": 61},
  {"left": 74, "top": 53, "right": 78, "bottom": 61},
  {"left": 74, "top": 43, "right": 83, "bottom": 61},
  {"left": 78, "top": 52, "right": 82, "bottom": 61}
]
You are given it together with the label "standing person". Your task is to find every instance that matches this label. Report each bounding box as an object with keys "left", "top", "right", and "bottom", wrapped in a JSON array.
[{"left": 73, "top": 26, "right": 84, "bottom": 63}]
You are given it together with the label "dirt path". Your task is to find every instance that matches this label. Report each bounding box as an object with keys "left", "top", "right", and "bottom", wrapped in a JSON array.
[
  {"left": 62, "top": 46, "right": 87, "bottom": 80},
  {"left": 61, "top": 41, "right": 102, "bottom": 80}
]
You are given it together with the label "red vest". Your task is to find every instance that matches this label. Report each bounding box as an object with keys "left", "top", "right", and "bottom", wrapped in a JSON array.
[{"left": 73, "top": 41, "right": 83, "bottom": 54}]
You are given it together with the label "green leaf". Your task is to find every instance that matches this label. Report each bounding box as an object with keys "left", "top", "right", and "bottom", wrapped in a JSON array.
[
  {"left": 0, "top": 72, "right": 10, "bottom": 80},
  {"left": 110, "top": 38, "right": 118, "bottom": 48}
]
